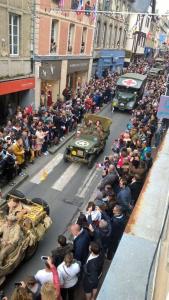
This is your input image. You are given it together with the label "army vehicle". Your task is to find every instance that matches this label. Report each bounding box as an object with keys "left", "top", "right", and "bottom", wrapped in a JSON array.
[
  {"left": 0, "top": 190, "right": 52, "bottom": 286},
  {"left": 112, "top": 73, "right": 147, "bottom": 111},
  {"left": 148, "top": 58, "right": 166, "bottom": 77},
  {"left": 63, "top": 114, "right": 112, "bottom": 169}
]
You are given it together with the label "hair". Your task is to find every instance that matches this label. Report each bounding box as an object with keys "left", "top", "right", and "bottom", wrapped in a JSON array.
[
  {"left": 11, "top": 287, "right": 33, "bottom": 300},
  {"left": 86, "top": 201, "right": 95, "bottom": 211},
  {"left": 41, "top": 282, "right": 59, "bottom": 300},
  {"left": 90, "top": 241, "right": 100, "bottom": 255},
  {"left": 64, "top": 252, "right": 74, "bottom": 265},
  {"left": 58, "top": 235, "right": 67, "bottom": 247}
]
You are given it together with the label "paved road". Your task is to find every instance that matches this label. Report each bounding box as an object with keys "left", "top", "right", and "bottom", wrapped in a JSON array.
[{"left": 3, "top": 106, "right": 130, "bottom": 296}]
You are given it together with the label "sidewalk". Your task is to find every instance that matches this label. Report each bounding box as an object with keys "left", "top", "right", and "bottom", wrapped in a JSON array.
[{"left": 1, "top": 103, "right": 110, "bottom": 198}]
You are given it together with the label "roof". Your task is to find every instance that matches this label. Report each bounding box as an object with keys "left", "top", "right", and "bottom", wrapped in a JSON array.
[
  {"left": 117, "top": 73, "right": 147, "bottom": 89},
  {"left": 131, "top": 0, "right": 151, "bottom": 12}
]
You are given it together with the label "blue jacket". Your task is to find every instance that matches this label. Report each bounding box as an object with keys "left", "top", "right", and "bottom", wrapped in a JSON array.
[{"left": 73, "top": 229, "right": 90, "bottom": 265}]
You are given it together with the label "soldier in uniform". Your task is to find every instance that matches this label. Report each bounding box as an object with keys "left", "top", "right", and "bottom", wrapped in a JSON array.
[
  {"left": 0, "top": 215, "right": 22, "bottom": 266},
  {"left": 8, "top": 197, "right": 29, "bottom": 220}
]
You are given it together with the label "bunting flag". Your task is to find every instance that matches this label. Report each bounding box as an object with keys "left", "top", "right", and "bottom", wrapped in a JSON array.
[{"left": 76, "top": 0, "right": 83, "bottom": 15}]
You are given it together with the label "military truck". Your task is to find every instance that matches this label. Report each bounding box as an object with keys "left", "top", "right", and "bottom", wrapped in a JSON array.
[
  {"left": 63, "top": 114, "right": 112, "bottom": 169},
  {"left": 112, "top": 73, "right": 147, "bottom": 111},
  {"left": 148, "top": 58, "right": 166, "bottom": 77},
  {"left": 0, "top": 190, "right": 52, "bottom": 286}
]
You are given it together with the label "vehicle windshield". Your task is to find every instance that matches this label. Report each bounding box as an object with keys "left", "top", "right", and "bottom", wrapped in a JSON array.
[{"left": 117, "top": 86, "right": 138, "bottom": 93}]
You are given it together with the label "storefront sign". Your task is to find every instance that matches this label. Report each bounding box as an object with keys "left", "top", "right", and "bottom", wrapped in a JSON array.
[
  {"left": 39, "top": 61, "right": 61, "bottom": 80},
  {"left": 0, "top": 77, "right": 35, "bottom": 96},
  {"left": 157, "top": 95, "right": 169, "bottom": 119},
  {"left": 67, "top": 59, "right": 89, "bottom": 74}
]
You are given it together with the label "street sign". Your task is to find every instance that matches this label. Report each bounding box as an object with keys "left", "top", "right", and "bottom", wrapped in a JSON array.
[
  {"left": 157, "top": 95, "right": 169, "bottom": 119},
  {"left": 122, "top": 79, "right": 137, "bottom": 87}
]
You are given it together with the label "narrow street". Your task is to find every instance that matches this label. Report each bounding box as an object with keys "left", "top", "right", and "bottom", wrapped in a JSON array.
[{"left": 4, "top": 106, "right": 130, "bottom": 296}]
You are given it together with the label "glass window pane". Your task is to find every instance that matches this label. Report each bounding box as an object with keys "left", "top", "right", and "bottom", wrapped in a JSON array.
[
  {"left": 13, "top": 26, "right": 18, "bottom": 35},
  {"left": 10, "top": 44, "right": 12, "bottom": 54},
  {"left": 13, "top": 15, "right": 18, "bottom": 25},
  {"left": 13, "top": 45, "right": 18, "bottom": 54},
  {"left": 13, "top": 36, "right": 17, "bottom": 45}
]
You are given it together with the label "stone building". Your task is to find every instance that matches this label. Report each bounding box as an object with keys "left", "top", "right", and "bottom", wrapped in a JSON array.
[
  {"left": 34, "top": 0, "right": 96, "bottom": 108},
  {"left": 92, "top": 0, "right": 134, "bottom": 77},
  {"left": 0, "top": 0, "right": 34, "bottom": 123}
]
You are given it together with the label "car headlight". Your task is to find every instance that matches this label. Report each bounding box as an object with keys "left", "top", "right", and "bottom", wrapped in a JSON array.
[
  {"left": 127, "top": 101, "right": 135, "bottom": 108},
  {"left": 112, "top": 99, "right": 118, "bottom": 106}
]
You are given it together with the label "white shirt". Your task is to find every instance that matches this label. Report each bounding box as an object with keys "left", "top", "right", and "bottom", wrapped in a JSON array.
[
  {"left": 87, "top": 253, "right": 99, "bottom": 263},
  {"left": 35, "top": 269, "right": 53, "bottom": 285},
  {"left": 58, "top": 261, "right": 80, "bottom": 288}
]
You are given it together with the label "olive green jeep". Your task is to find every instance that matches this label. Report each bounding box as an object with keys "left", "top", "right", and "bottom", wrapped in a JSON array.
[
  {"left": 0, "top": 189, "right": 52, "bottom": 286},
  {"left": 63, "top": 114, "right": 112, "bottom": 169}
]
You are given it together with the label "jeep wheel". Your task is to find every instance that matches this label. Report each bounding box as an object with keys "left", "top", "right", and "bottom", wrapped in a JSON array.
[
  {"left": 31, "top": 198, "right": 50, "bottom": 215},
  {"left": 87, "top": 155, "right": 95, "bottom": 169},
  {"left": 24, "top": 242, "right": 38, "bottom": 261}
]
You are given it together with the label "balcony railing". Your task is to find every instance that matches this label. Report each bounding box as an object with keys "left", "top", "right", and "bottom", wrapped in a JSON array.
[
  {"left": 50, "top": 41, "right": 57, "bottom": 54},
  {"left": 80, "top": 42, "right": 85, "bottom": 53},
  {"left": 68, "top": 45, "right": 72, "bottom": 53}
]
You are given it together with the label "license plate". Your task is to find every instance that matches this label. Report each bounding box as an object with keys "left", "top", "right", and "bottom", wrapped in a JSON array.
[{"left": 77, "top": 150, "right": 83, "bottom": 157}]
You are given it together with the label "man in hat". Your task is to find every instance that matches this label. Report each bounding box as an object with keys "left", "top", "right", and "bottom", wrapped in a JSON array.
[{"left": 0, "top": 215, "right": 22, "bottom": 266}]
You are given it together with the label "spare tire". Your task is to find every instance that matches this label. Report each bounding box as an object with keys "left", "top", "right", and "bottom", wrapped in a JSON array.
[
  {"left": 31, "top": 198, "right": 50, "bottom": 215},
  {"left": 6, "top": 189, "right": 26, "bottom": 202}
]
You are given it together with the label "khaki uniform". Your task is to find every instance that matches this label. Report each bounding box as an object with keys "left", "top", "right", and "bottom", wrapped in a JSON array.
[
  {"left": 8, "top": 200, "right": 29, "bottom": 220},
  {"left": 0, "top": 222, "right": 21, "bottom": 265}
]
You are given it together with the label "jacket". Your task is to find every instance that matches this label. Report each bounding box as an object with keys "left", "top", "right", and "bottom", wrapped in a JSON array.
[
  {"left": 12, "top": 143, "right": 25, "bottom": 165},
  {"left": 51, "top": 243, "right": 74, "bottom": 267},
  {"left": 73, "top": 229, "right": 90, "bottom": 265},
  {"left": 83, "top": 254, "right": 104, "bottom": 288}
]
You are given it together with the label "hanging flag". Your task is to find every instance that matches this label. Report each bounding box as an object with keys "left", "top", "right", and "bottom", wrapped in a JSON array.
[
  {"left": 76, "top": 0, "right": 83, "bottom": 15},
  {"left": 59, "top": 0, "right": 64, "bottom": 8}
]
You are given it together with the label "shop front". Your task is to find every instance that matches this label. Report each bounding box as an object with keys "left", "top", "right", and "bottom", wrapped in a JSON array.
[
  {"left": 67, "top": 59, "right": 90, "bottom": 91},
  {"left": 92, "top": 49, "right": 125, "bottom": 78},
  {"left": 0, "top": 77, "right": 35, "bottom": 124},
  {"left": 39, "top": 60, "right": 61, "bottom": 106}
]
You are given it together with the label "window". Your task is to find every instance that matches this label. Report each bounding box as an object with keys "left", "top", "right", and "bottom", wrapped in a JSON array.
[
  {"left": 81, "top": 27, "right": 87, "bottom": 53},
  {"left": 50, "top": 20, "right": 58, "bottom": 54},
  {"left": 68, "top": 24, "right": 75, "bottom": 53},
  {"left": 114, "top": 26, "right": 118, "bottom": 47},
  {"left": 103, "top": 23, "right": 107, "bottom": 48},
  {"left": 9, "top": 13, "right": 20, "bottom": 55},
  {"left": 118, "top": 27, "right": 122, "bottom": 47},
  {"left": 145, "top": 16, "right": 150, "bottom": 28},
  {"left": 96, "top": 21, "right": 101, "bottom": 47},
  {"left": 109, "top": 24, "right": 113, "bottom": 48}
]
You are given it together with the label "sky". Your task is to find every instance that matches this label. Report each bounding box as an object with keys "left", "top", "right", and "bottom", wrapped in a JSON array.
[{"left": 156, "top": 0, "right": 169, "bottom": 13}]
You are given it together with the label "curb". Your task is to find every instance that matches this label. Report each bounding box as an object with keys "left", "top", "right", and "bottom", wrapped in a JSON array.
[
  {"left": 2, "top": 174, "right": 29, "bottom": 198},
  {"left": 49, "top": 103, "right": 111, "bottom": 155}
]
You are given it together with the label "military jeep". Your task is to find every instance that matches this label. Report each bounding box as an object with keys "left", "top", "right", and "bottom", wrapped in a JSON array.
[
  {"left": 148, "top": 58, "right": 166, "bottom": 77},
  {"left": 63, "top": 114, "right": 112, "bottom": 169},
  {"left": 0, "top": 189, "right": 52, "bottom": 286}
]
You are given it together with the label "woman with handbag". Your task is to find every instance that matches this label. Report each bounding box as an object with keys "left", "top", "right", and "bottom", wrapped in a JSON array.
[{"left": 57, "top": 252, "right": 80, "bottom": 300}]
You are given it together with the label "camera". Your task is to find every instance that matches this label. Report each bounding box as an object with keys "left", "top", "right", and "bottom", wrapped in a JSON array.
[
  {"left": 0, "top": 290, "right": 5, "bottom": 300},
  {"left": 14, "top": 282, "right": 22, "bottom": 287},
  {"left": 41, "top": 256, "right": 48, "bottom": 261}
]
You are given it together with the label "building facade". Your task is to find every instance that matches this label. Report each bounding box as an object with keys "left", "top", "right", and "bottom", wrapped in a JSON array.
[
  {"left": 125, "top": 0, "right": 153, "bottom": 63},
  {"left": 34, "top": 0, "right": 95, "bottom": 108},
  {"left": 92, "top": 0, "right": 133, "bottom": 78},
  {"left": 0, "top": 0, "right": 34, "bottom": 123}
]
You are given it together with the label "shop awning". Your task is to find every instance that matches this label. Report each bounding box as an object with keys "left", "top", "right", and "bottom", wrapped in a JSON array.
[{"left": 0, "top": 77, "right": 35, "bottom": 96}]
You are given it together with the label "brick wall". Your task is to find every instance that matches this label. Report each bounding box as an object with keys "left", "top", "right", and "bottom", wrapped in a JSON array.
[
  {"left": 73, "top": 26, "right": 82, "bottom": 55},
  {"left": 38, "top": 16, "right": 51, "bottom": 55},
  {"left": 85, "top": 28, "right": 94, "bottom": 55},
  {"left": 58, "top": 21, "right": 69, "bottom": 55}
]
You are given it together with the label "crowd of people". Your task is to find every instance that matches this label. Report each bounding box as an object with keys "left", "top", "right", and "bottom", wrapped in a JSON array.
[
  {"left": 0, "top": 58, "right": 168, "bottom": 300},
  {"left": 0, "top": 76, "right": 116, "bottom": 187}
]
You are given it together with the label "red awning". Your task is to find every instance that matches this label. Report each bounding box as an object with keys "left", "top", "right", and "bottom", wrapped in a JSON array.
[{"left": 0, "top": 77, "right": 35, "bottom": 96}]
